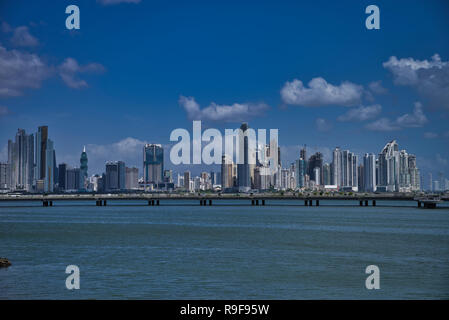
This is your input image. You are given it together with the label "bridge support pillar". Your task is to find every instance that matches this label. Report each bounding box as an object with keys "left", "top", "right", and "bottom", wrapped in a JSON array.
[
  {"left": 424, "top": 202, "right": 437, "bottom": 209},
  {"left": 157, "top": 200, "right": 160, "bottom": 206},
  {"left": 43, "top": 201, "right": 48, "bottom": 207},
  {"left": 103, "top": 200, "right": 107, "bottom": 206},
  {"left": 49, "top": 201, "right": 53, "bottom": 207},
  {"left": 364, "top": 200, "right": 368, "bottom": 206},
  {"left": 372, "top": 200, "right": 376, "bottom": 206},
  {"left": 96, "top": 200, "right": 102, "bottom": 206},
  {"left": 417, "top": 201, "right": 421, "bottom": 208},
  {"left": 256, "top": 199, "right": 259, "bottom": 206},
  {"left": 251, "top": 199, "right": 255, "bottom": 206},
  {"left": 359, "top": 200, "right": 363, "bottom": 206},
  {"left": 209, "top": 200, "right": 212, "bottom": 206},
  {"left": 262, "top": 199, "right": 265, "bottom": 206},
  {"left": 309, "top": 200, "right": 313, "bottom": 206},
  {"left": 304, "top": 200, "right": 308, "bottom": 206}
]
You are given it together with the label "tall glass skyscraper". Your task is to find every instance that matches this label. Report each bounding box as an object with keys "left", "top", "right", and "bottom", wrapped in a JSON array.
[
  {"left": 8, "top": 129, "right": 34, "bottom": 191},
  {"left": 237, "top": 123, "right": 251, "bottom": 192},
  {"left": 143, "top": 144, "right": 164, "bottom": 185},
  {"left": 80, "top": 146, "right": 88, "bottom": 190}
]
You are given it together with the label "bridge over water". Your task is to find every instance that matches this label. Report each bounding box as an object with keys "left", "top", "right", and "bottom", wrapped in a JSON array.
[{"left": 0, "top": 193, "right": 447, "bottom": 209}]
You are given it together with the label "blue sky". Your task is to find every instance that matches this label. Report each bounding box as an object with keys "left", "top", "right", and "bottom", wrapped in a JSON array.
[{"left": 0, "top": 0, "right": 448, "bottom": 185}]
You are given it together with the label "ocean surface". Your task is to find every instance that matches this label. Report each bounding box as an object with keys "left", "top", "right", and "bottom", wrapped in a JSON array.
[{"left": 1, "top": 200, "right": 448, "bottom": 299}]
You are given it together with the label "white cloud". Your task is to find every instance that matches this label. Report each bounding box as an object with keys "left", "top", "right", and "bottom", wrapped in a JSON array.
[
  {"left": 0, "top": 44, "right": 50, "bottom": 96},
  {"left": 280, "top": 77, "right": 364, "bottom": 107},
  {"left": 365, "top": 118, "right": 400, "bottom": 132},
  {"left": 10, "top": 26, "right": 39, "bottom": 47},
  {"left": 368, "top": 81, "right": 388, "bottom": 95},
  {"left": 315, "top": 118, "right": 332, "bottom": 132},
  {"left": 365, "top": 102, "right": 428, "bottom": 131},
  {"left": 97, "top": 0, "right": 141, "bottom": 5},
  {"left": 337, "top": 104, "right": 381, "bottom": 122},
  {"left": 179, "top": 95, "right": 269, "bottom": 122},
  {"left": 58, "top": 58, "right": 105, "bottom": 89},
  {"left": 383, "top": 54, "right": 449, "bottom": 110},
  {"left": 424, "top": 132, "right": 438, "bottom": 139},
  {"left": 396, "top": 102, "right": 428, "bottom": 127}
]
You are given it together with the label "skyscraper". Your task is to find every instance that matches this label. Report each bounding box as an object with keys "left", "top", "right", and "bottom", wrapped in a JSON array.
[
  {"left": 378, "top": 140, "right": 399, "bottom": 192},
  {"left": 80, "top": 146, "right": 88, "bottom": 190},
  {"left": 363, "top": 153, "right": 377, "bottom": 192},
  {"left": 8, "top": 129, "right": 34, "bottom": 191},
  {"left": 308, "top": 152, "right": 323, "bottom": 185},
  {"left": 126, "top": 167, "right": 139, "bottom": 190},
  {"left": 237, "top": 123, "right": 251, "bottom": 192},
  {"left": 105, "top": 161, "right": 126, "bottom": 191},
  {"left": 143, "top": 144, "right": 164, "bottom": 185},
  {"left": 184, "top": 171, "right": 191, "bottom": 191},
  {"left": 0, "top": 162, "right": 10, "bottom": 190},
  {"left": 221, "top": 154, "right": 233, "bottom": 189},
  {"left": 332, "top": 147, "right": 341, "bottom": 187},
  {"left": 35, "top": 126, "right": 55, "bottom": 192},
  {"left": 58, "top": 163, "right": 68, "bottom": 191}
]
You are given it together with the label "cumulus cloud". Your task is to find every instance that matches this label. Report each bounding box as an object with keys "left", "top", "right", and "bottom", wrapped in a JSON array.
[
  {"left": 315, "top": 118, "right": 332, "bottom": 132},
  {"left": 0, "top": 45, "right": 50, "bottom": 96},
  {"left": 280, "top": 77, "right": 364, "bottom": 107},
  {"left": 365, "top": 102, "right": 428, "bottom": 131},
  {"left": 10, "top": 26, "right": 39, "bottom": 47},
  {"left": 337, "top": 104, "right": 382, "bottom": 122},
  {"left": 58, "top": 58, "right": 105, "bottom": 89},
  {"left": 383, "top": 54, "right": 449, "bottom": 110},
  {"left": 365, "top": 118, "right": 400, "bottom": 132},
  {"left": 368, "top": 80, "right": 388, "bottom": 95},
  {"left": 179, "top": 95, "right": 269, "bottom": 122},
  {"left": 396, "top": 102, "right": 428, "bottom": 127},
  {"left": 97, "top": 0, "right": 141, "bottom": 5}
]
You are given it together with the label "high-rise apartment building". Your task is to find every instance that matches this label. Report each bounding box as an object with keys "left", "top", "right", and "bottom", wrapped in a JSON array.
[
  {"left": 8, "top": 129, "right": 34, "bottom": 191},
  {"left": 143, "top": 144, "right": 163, "bottom": 185},
  {"left": 363, "top": 153, "right": 377, "bottom": 192}
]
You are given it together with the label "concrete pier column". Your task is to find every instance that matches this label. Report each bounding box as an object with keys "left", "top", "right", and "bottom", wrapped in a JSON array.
[
  {"left": 256, "top": 199, "right": 259, "bottom": 206},
  {"left": 316, "top": 200, "right": 319, "bottom": 206},
  {"left": 309, "top": 200, "right": 313, "bottom": 206},
  {"left": 417, "top": 201, "right": 421, "bottom": 208},
  {"left": 156, "top": 200, "right": 160, "bottom": 206},
  {"left": 103, "top": 200, "right": 107, "bottom": 206},
  {"left": 251, "top": 199, "right": 255, "bottom": 206},
  {"left": 209, "top": 200, "right": 212, "bottom": 206},
  {"left": 304, "top": 200, "right": 308, "bottom": 206},
  {"left": 49, "top": 201, "right": 53, "bottom": 207},
  {"left": 200, "top": 200, "right": 204, "bottom": 206},
  {"left": 152, "top": 200, "right": 155, "bottom": 206},
  {"left": 359, "top": 200, "right": 363, "bottom": 206},
  {"left": 262, "top": 199, "right": 265, "bottom": 206},
  {"left": 372, "top": 200, "right": 376, "bottom": 206},
  {"left": 364, "top": 200, "right": 368, "bottom": 206},
  {"left": 43, "top": 201, "right": 48, "bottom": 207}
]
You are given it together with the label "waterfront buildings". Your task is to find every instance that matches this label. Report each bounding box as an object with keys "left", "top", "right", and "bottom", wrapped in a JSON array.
[{"left": 143, "top": 144, "right": 164, "bottom": 186}]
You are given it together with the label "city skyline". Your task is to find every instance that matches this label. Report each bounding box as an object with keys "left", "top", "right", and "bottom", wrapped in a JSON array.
[
  {"left": 3, "top": 122, "right": 448, "bottom": 193},
  {"left": 0, "top": 0, "right": 448, "bottom": 182}
]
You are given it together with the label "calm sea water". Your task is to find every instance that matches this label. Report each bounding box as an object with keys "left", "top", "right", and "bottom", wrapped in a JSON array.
[{"left": 1, "top": 200, "right": 448, "bottom": 299}]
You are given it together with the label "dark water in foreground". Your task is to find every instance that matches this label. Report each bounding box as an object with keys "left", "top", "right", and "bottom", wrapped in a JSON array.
[{"left": 0, "top": 200, "right": 449, "bottom": 299}]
